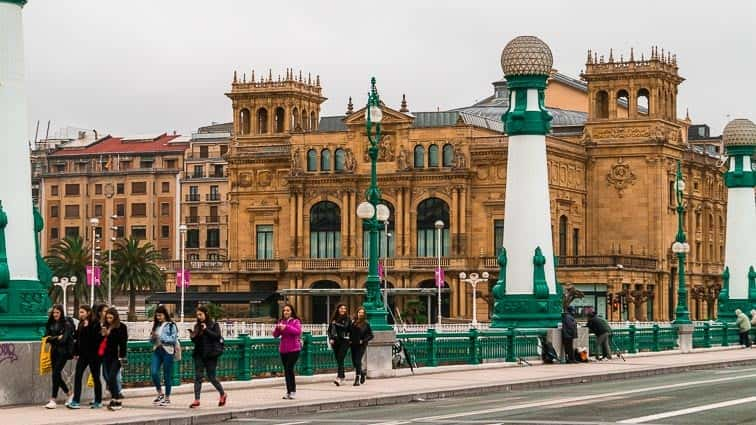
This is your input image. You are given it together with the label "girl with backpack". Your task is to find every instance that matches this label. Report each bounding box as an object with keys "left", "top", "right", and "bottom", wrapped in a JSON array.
[
  {"left": 188, "top": 305, "right": 227, "bottom": 408},
  {"left": 273, "top": 304, "right": 302, "bottom": 400},
  {"left": 44, "top": 304, "right": 74, "bottom": 409},
  {"left": 100, "top": 307, "right": 128, "bottom": 411},
  {"left": 149, "top": 305, "right": 178, "bottom": 407},
  {"left": 68, "top": 305, "right": 103, "bottom": 409},
  {"left": 328, "top": 304, "right": 351, "bottom": 386}
]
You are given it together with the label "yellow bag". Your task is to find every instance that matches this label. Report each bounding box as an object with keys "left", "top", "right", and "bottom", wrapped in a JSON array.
[
  {"left": 39, "top": 337, "right": 52, "bottom": 375},
  {"left": 87, "top": 372, "right": 95, "bottom": 388}
]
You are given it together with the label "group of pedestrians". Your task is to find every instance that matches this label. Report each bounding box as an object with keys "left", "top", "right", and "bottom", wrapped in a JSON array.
[
  {"left": 329, "top": 304, "right": 374, "bottom": 387},
  {"left": 561, "top": 307, "right": 615, "bottom": 362},
  {"left": 735, "top": 308, "right": 756, "bottom": 348}
]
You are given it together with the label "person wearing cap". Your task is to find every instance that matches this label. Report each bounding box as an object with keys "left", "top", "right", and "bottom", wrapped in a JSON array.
[{"left": 561, "top": 306, "right": 578, "bottom": 363}]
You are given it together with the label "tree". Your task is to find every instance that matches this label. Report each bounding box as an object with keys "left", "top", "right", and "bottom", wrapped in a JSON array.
[
  {"left": 45, "top": 236, "right": 100, "bottom": 313},
  {"left": 110, "top": 237, "right": 164, "bottom": 321}
]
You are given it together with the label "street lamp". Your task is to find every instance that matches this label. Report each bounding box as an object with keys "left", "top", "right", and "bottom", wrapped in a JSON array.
[
  {"left": 109, "top": 215, "right": 118, "bottom": 306},
  {"left": 375, "top": 206, "right": 390, "bottom": 313},
  {"left": 672, "top": 160, "right": 691, "bottom": 324},
  {"left": 89, "top": 217, "right": 99, "bottom": 306},
  {"left": 435, "top": 219, "right": 444, "bottom": 325},
  {"left": 459, "top": 271, "right": 489, "bottom": 328},
  {"left": 52, "top": 276, "right": 77, "bottom": 316},
  {"left": 358, "top": 76, "right": 390, "bottom": 330},
  {"left": 179, "top": 223, "right": 188, "bottom": 322}
]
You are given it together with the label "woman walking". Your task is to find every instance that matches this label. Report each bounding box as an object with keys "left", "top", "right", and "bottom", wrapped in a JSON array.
[
  {"left": 328, "top": 304, "right": 351, "bottom": 386},
  {"left": 349, "top": 307, "right": 373, "bottom": 386},
  {"left": 100, "top": 307, "right": 128, "bottom": 411},
  {"left": 273, "top": 304, "right": 302, "bottom": 400},
  {"left": 68, "top": 305, "right": 103, "bottom": 409},
  {"left": 189, "top": 305, "right": 227, "bottom": 408},
  {"left": 150, "top": 305, "right": 178, "bottom": 407},
  {"left": 44, "top": 304, "right": 74, "bottom": 409}
]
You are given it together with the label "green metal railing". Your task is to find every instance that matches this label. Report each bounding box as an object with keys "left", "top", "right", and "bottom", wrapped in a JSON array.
[{"left": 589, "top": 324, "right": 679, "bottom": 354}]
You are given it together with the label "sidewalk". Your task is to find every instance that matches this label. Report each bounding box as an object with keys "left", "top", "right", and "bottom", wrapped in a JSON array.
[{"left": 2, "top": 347, "right": 754, "bottom": 425}]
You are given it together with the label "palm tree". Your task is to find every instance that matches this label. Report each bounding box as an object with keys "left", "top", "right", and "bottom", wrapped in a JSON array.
[
  {"left": 111, "top": 237, "right": 164, "bottom": 321},
  {"left": 45, "top": 236, "right": 92, "bottom": 313}
]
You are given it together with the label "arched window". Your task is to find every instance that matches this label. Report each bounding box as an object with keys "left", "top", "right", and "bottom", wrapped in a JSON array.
[
  {"left": 274, "top": 107, "right": 285, "bottom": 133},
  {"left": 311, "top": 280, "right": 340, "bottom": 323},
  {"left": 637, "top": 88, "right": 650, "bottom": 115},
  {"left": 558, "top": 215, "right": 568, "bottom": 258},
  {"left": 320, "top": 149, "right": 331, "bottom": 171},
  {"left": 363, "top": 201, "right": 395, "bottom": 258},
  {"left": 416, "top": 198, "right": 450, "bottom": 257},
  {"left": 596, "top": 90, "right": 609, "bottom": 119},
  {"left": 239, "top": 108, "right": 251, "bottom": 135},
  {"left": 310, "top": 201, "right": 341, "bottom": 258},
  {"left": 414, "top": 145, "right": 425, "bottom": 168},
  {"left": 616, "top": 89, "right": 629, "bottom": 119},
  {"left": 307, "top": 149, "right": 317, "bottom": 172},
  {"left": 428, "top": 144, "right": 439, "bottom": 167},
  {"left": 301, "top": 109, "right": 308, "bottom": 131},
  {"left": 442, "top": 144, "right": 454, "bottom": 167},
  {"left": 257, "top": 108, "right": 269, "bottom": 134},
  {"left": 310, "top": 111, "right": 317, "bottom": 131},
  {"left": 291, "top": 107, "right": 299, "bottom": 130},
  {"left": 334, "top": 148, "right": 345, "bottom": 172}
]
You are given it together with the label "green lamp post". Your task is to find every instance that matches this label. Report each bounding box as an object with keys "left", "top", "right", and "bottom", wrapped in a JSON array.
[
  {"left": 672, "top": 160, "right": 691, "bottom": 325},
  {"left": 357, "top": 77, "right": 391, "bottom": 331}
]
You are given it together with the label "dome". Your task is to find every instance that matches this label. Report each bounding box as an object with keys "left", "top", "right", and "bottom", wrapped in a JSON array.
[
  {"left": 722, "top": 118, "right": 756, "bottom": 147},
  {"left": 500, "top": 36, "right": 553, "bottom": 77}
]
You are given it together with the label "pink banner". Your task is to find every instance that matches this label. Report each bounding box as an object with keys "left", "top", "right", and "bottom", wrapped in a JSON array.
[
  {"left": 176, "top": 269, "right": 191, "bottom": 288},
  {"left": 435, "top": 267, "right": 445, "bottom": 288},
  {"left": 86, "top": 265, "right": 101, "bottom": 287},
  {"left": 378, "top": 263, "right": 384, "bottom": 278}
]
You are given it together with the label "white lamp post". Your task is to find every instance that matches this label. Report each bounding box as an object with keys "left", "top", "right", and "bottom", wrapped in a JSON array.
[
  {"left": 52, "top": 276, "right": 78, "bottom": 317},
  {"left": 89, "top": 217, "right": 99, "bottom": 306},
  {"left": 179, "top": 223, "right": 188, "bottom": 322},
  {"left": 109, "top": 215, "right": 118, "bottom": 307},
  {"left": 434, "top": 220, "right": 444, "bottom": 325},
  {"left": 459, "top": 271, "right": 489, "bottom": 328}
]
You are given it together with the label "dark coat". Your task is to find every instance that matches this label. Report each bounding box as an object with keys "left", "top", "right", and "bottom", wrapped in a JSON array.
[
  {"left": 348, "top": 321, "right": 374, "bottom": 347},
  {"left": 328, "top": 316, "right": 351, "bottom": 342},
  {"left": 101, "top": 323, "right": 128, "bottom": 359},
  {"left": 586, "top": 315, "right": 611, "bottom": 336},
  {"left": 190, "top": 320, "right": 224, "bottom": 359},
  {"left": 45, "top": 318, "right": 75, "bottom": 357},
  {"left": 561, "top": 313, "right": 578, "bottom": 340},
  {"left": 74, "top": 319, "right": 103, "bottom": 359}
]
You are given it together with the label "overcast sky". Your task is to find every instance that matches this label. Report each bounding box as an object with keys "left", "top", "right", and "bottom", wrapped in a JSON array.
[{"left": 22, "top": 0, "right": 756, "bottom": 139}]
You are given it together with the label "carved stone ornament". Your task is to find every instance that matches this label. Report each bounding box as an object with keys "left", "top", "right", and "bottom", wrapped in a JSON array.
[
  {"left": 363, "top": 135, "right": 395, "bottom": 162},
  {"left": 606, "top": 157, "right": 637, "bottom": 197},
  {"left": 257, "top": 170, "right": 272, "bottom": 187},
  {"left": 593, "top": 126, "right": 650, "bottom": 140},
  {"left": 239, "top": 173, "right": 253, "bottom": 187}
]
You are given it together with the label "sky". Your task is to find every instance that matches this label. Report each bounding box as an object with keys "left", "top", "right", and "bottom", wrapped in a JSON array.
[{"left": 21, "top": 0, "right": 756, "bottom": 139}]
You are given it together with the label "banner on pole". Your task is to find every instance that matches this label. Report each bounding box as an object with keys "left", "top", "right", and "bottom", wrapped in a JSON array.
[
  {"left": 176, "top": 269, "right": 191, "bottom": 288},
  {"left": 86, "top": 265, "right": 101, "bottom": 287},
  {"left": 435, "top": 267, "right": 445, "bottom": 288},
  {"left": 378, "top": 263, "right": 384, "bottom": 278}
]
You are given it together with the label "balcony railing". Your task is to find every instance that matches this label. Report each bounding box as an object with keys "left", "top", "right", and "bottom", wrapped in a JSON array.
[
  {"left": 158, "top": 260, "right": 230, "bottom": 271},
  {"left": 185, "top": 216, "right": 199, "bottom": 224},
  {"left": 409, "top": 257, "right": 450, "bottom": 269},
  {"left": 240, "top": 259, "right": 281, "bottom": 272},
  {"left": 185, "top": 194, "right": 200, "bottom": 202},
  {"left": 205, "top": 215, "right": 227, "bottom": 224},
  {"left": 556, "top": 255, "right": 658, "bottom": 270},
  {"left": 206, "top": 193, "right": 221, "bottom": 202}
]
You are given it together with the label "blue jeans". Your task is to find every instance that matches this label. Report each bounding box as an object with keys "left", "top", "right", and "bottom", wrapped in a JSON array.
[{"left": 150, "top": 347, "right": 174, "bottom": 397}]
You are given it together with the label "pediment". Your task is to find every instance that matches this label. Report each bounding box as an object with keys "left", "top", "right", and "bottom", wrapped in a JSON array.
[{"left": 343, "top": 104, "right": 414, "bottom": 127}]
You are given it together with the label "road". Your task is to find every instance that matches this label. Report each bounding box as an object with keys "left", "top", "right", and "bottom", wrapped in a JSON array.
[{"left": 220, "top": 365, "right": 756, "bottom": 425}]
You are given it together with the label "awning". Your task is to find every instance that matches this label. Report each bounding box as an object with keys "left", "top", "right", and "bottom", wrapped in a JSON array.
[{"left": 146, "top": 291, "right": 278, "bottom": 305}]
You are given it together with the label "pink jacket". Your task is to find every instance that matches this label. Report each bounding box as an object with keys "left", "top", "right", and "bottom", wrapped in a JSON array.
[{"left": 273, "top": 318, "right": 302, "bottom": 353}]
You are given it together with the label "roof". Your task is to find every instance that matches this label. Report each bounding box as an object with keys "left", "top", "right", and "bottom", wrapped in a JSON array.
[
  {"left": 317, "top": 111, "right": 504, "bottom": 133},
  {"left": 198, "top": 122, "right": 234, "bottom": 134},
  {"left": 49, "top": 133, "right": 187, "bottom": 157}
]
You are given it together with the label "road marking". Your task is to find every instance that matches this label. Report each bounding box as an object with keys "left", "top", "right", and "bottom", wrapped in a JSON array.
[
  {"left": 372, "top": 372, "right": 756, "bottom": 424},
  {"left": 617, "top": 395, "right": 756, "bottom": 423},
  {"left": 714, "top": 366, "right": 756, "bottom": 374}
]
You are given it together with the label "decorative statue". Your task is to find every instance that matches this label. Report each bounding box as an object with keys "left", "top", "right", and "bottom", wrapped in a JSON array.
[
  {"left": 396, "top": 147, "right": 408, "bottom": 171},
  {"left": 290, "top": 148, "right": 302, "bottom": 176},
  {"left": 344, "top": 148, "right": 356, "bottom": 171},
  {"left": 453, "top": 146, "right": 467, "bottom": 169}
]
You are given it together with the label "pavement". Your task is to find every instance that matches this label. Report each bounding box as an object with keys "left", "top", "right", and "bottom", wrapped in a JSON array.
[{"left": 1, "top": 346, "right": 754, "bottom": 425}]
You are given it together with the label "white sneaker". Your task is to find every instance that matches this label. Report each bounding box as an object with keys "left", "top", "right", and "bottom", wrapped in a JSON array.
[
  {"left": 44, "top": 400, "right": 57, "bottom": 409},
  {"left": 288, "top": 392, "right": 296, "bottom": 399}
]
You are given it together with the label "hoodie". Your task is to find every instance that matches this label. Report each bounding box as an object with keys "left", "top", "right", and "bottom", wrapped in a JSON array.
[{"left": 735, "top": 309, "right": 751, "bottom": 332}]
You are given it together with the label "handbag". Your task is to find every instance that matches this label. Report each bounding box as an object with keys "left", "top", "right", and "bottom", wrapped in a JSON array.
[
  {"left": 97, "top": 336, "right": 108, "bottom": 357},
  {"left": 39, "top": 337, "right": 52, "bottom": 375}
]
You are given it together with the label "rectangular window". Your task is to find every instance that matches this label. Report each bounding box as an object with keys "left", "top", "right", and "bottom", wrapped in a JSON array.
[
  {"left": 193, "top": 165, "right": 203, "bottom": 178},
  {"left": 116, "top": 183, "right": 124, "bottom": 194},
  {"left": 165, "top": 159, "right": 177, "bottom": 169},
  {"left": 189, "top": 206, "right": 198, "bottom": 223},
  {"left": 220, "top": 145, "right": 228, "bottom": 157},
  {"left": 573, "top": 228, "right": 580, "bottom": 256},
  {"left": 161, "top": 225, "right": 170, "bottom": 238},
  {"left": 94, "top": 204, "right": 103, "bottom": 217},
  {"left": 186, "top": 229, "right": 200, "bottom": 248},
  {"left": 131, "top": 226, "right": 147, "bottom": 240},
  {"left": 209, "top": 185, "right": 220, "bottom": 201},
  {"left": 64, "top": 184, "right": 80, "bottom": 196},
  {"left": 51, "top": 185, "right": 59, "bottom": 196},
  {"left": 213, "top": 164, "right": 224, "bottom": 177},
  {"left": 64, "top": 227, "right": 79, "bottom": 238},
  {"left": 131, "top": 181, "right": 147, "bottom": 194},
  {"left": 50, "top": 205, "right": 59, "bottom": 218},
  {"left": 494, "top": 220, "right": 504, "bottom": 254},
  {"left": 161, "top": 182, "right": 170, "bottom": 193},
  {"left": 160, "top": 202, "right": 170, "bottom": 216},
  {"left": 200, "top": 146, "right": 209, "bottom": 159},
  {"left": 115, "top": 203, "right": 125, "bottom": 217},
  {"left": 64, "top": 205, "right": 80, "bottom": 218},
  {"left": 160, "top": 248, "right": 170, "bottom": 259},
  {"left": 50, "top": 227, "right": 59, "bottom": 240},
  {"left": 95, "top": 184, "right": 102, "bottom": 195},
  {"left": 131, "top": 203, "right": 147, "bottom": 217},
  {"left": 256, "top": 225, "right": 274, "bottom": 259},
  {"left": 188, "top": 185, "right": 199, "bottom": 202},
  {"left": 115, "top": 226, "right": 125, "bottom": 238},
  {"left": 206, "top": 228, "right": 220, "bottom": 248}
]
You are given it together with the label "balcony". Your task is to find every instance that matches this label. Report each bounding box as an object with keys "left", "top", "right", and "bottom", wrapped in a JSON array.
[
  {"left": 158, "top": 260, "right": 230, "bottom": 272},
  {"left": 556, "top": 255, "right": 658, "bottom": 270},
  {"left": 185, "top": 194, "right": 200, "bottom": 202},
  {"left": 409, "top": 257, "right": 450, "bottom": 269},
  {"left": 205, "top": 215, "right": 227, "bottom": 224},
  {"left": 185, "top": 216, "right": 199, "bottom": 224},
  {"left": 206, "top": 193, "right": 221, "bottom": 202},
  {"left": 240, "top": 259, "right": 282, "bottom": 273}
]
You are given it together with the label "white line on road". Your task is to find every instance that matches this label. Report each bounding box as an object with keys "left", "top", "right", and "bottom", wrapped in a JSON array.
[
  {"left": 617, "top": 395, "right": 756, "bottom": 423},
  {"left": 714, "top": 366, "right": 756, "bottom": 374},
  {"left": 371, "top": 373, "right": 756, "bottom": 424}
]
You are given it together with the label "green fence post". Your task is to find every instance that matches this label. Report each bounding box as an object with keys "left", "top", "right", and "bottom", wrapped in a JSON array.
[
  {"left": 505, "top": 328, "right": 516, "bottom": 363},
  {"left": 427, "top": 329, "right": 438, "bottom": 367},
  {"left": 652, "top": 324, "right": 660, "bottom": 352},
  {"left": 238, "top": 334, "right": 252, "bottom": 381},
  {"left": 468, "top": 328, "right": 480, "bottom": 365},
  {"left": 301, "top": 332, "right": 314, "bottom": 376},
  {"left": 628, "top": 324, "right": 638, "bottom": 354},
  {"left": 722, "top": 324, "right": 729, "bottom": 347},
  {"left": 703, "top": 322, "right": 711, "bottom": 348}
]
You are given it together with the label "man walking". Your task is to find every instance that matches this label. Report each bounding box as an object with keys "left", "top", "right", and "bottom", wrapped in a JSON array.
[
  {"left": 586, "top": 311, "right": 612, "bottom": 360},
  {"left": 562, "top": 307, "right": 578, "bottom": 363}
]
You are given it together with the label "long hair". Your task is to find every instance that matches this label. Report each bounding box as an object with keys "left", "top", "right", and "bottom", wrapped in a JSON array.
[
  {"left": 93, "top": 303, "right": 108, "bottom": 323},
  {"left": 152, "top": 305, "right": 172, "bottom": 331},
  {"left": 78, "top": 305, "right": 93, "bottom": 330},
  {"left": 281, "top": 303, "right": 299, "bottom": 321},
  {"left": 105, "top": 307, "right": 121, "bottom": 329},
  {"left": 353, "top": 306, "right": 367, "bottom": 328},
  {"left": 46, "top": 304, "right": 65, "bottom": 327},
  {"left": 331, "top": 303, "right": 347, "bottom": 322},
  {"left": 195, "top": 305, "right": 211, "bottom": 323}
]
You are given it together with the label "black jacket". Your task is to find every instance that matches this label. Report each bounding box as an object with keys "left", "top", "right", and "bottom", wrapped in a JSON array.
[
  {"left": 586, "top": 315, "right": 611, "bottom": 336},
  {"left": 74, "top": 320, "right": 103, "bottom": 359},
  {"left": 348, "top": 321, "right": 374, "bottom": 347},
  {"left": 328, "top": 316, "right": 351, "bottom": 342},
  {"left": 190, "top": 320, "right": 223, "bottom": 359},
  {"left": 45, "top": 318, "right": 75, "bottom": 357},
  {"left": 561, "top": 313, "right": 578, "bottom": 340},
  {"left": 101, "top": 323, "right": 128, "bottom": 359}
]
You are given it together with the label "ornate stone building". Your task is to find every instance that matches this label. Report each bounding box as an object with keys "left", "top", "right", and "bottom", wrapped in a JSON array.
[{"left": 181, "top": 45, "right": 725, "bottom": 323}]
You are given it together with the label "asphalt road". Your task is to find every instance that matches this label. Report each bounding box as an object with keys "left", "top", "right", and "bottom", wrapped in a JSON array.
[{"left": 221, "top": 365, "right": 756, "bottom": 425}]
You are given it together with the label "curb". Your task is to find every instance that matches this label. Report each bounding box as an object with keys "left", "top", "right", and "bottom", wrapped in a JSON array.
[{"left": 94, "top": 354, "right": 756, "bottom": 425}]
